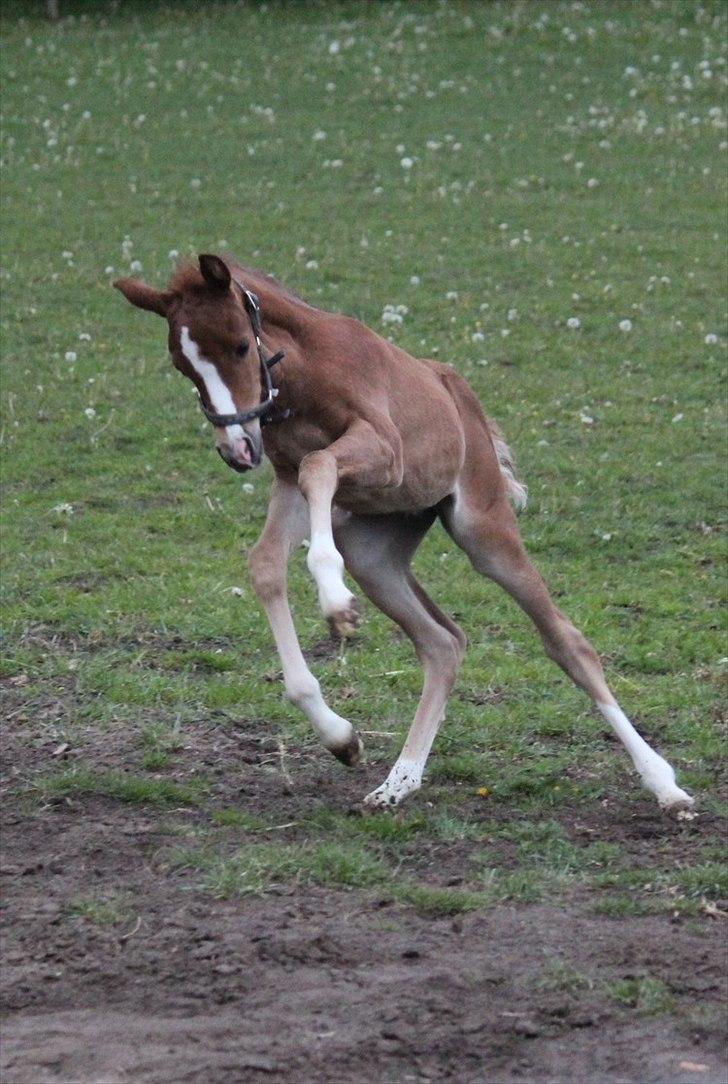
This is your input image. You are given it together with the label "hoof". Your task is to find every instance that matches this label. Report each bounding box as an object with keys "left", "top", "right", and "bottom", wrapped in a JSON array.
[
  {"left": 329, "top": 732, "right": 364, "bottom": 768},
  {"left": 659, "top": 789, "right": 695, "bottom": 815},
  {"left": 327, "top": 598, "right": 362, "bottom": 641}
]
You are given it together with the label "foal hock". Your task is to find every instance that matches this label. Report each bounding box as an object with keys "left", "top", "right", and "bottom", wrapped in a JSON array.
[{"left": 115, "top": 254, "right": 694, "bottom": 813}]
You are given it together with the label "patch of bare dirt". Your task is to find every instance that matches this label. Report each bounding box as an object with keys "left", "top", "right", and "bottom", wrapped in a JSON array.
[{"left": 1, "top": 719, "right": 726, "bottom": 1084}]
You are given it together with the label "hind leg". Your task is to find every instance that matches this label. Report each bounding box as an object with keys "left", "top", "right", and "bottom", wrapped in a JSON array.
[
  {"left": 335, "top": 511, "right": 466, "bottom": 807},
  {"left": 441, "top": 492, "right": 693, "bottom": 812}
]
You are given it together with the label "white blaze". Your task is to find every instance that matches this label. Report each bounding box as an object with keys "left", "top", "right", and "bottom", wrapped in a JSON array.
[{"left": 179, "top": 326, "right": 244, "bottom": 442}]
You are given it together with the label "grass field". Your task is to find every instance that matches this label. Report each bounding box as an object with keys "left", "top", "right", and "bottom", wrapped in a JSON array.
[{"left": 1, "top": 2, "right": 726, "bottom": 1081}]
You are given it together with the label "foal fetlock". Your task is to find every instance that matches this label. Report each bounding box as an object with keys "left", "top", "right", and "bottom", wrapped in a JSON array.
[{"left": 306, "top": 541, "right": 362, "bottom": 638}]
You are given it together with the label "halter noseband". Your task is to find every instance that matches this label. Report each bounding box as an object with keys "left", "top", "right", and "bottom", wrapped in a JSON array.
[{"left": 196, "top": 282, "right": 288, "bottom": 429}]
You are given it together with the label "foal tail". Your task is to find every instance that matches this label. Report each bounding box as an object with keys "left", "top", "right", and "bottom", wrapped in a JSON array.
[{"left": 486, "top": 418, "right": 528, "bottom": 511}]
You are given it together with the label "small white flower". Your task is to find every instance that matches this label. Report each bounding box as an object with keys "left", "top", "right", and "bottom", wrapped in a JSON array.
[
  {"left": 567, "top": 317, "right": 581, "bottom": 330},
  {"left": 472, "top": 331, "right": 485, "bottom": 342},
  {"left": 579, "top": 411, "right": 594, "bottom": 425},
  {"left": 104, "top": 266, "right": 114, "bottom": 275},
  {"left": 130, "top": 260, "right": 143, "bottom": 273},
  {"left": 446, "top": 290, "right": 459, "bottom": 301},
  {"left": 587, "top": 177, "right": 599, "bottom": 188},
  {"left": 410, "top": 275, "right": 421, "bottom": 286},
  {"left": 51, "top": 502, "right": 74, "bottom": 516},
  {"left": 230, "top": 586, "right": 245, "bottom": 596},
  {"left": 79, "top": 332, "right": 91, "bottom": 342},
  {"left": 705, "top": 333, "right": 718, "bottom": 345},
  {"left": 168, "top": 249, "right": 179, "bottom": 259},
  {"left": 672, "top": 413, "right": 684, "bottom": 423},
  {"left": 618, "top": 319, "right": 633, "bottom": 332},
  {"left": 400, "top": 157, "right": 414, "bottom": 169},
  {"left": 328, "top": 40, "right": 340, "bottom": 55},
  {"left": 241, "top": 483, "right": 254, "bottom": 494},
  {"left": 84, "top": 407, "right": 96, "bottom": 419},
  {"left": 190, "top": 177, "right": 201, "bottom": 189},
  {"left": 65, "top": 350, "right": 77, "bottom": 362},
  {"left": 312, "top": 129, "right": 326, "bottom": 141},
  {"left": 62, "top": 250, "right": 73, "bottom": 260},
  {"left": 305, "top": 259, "right": 319, "bottom": 270},
  {"left": 381, "top": 304, "right": 406, "bottom": 326}
]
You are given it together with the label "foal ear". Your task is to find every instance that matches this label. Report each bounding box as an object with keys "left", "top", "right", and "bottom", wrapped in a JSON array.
[
  {"left": 114, "top": 278, "right": 170, "bottom": 318},
  {"left": 198, "top": 253, "right": 231, "bottom": 293}
]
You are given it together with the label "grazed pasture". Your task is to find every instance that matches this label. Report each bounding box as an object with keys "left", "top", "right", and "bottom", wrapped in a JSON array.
[{"left": 1, "top": 1, "right": 726, "bottom": 1081}]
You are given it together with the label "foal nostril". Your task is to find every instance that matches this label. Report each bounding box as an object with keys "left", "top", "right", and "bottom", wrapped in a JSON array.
[{"left": 216, "top": 434, "right": 259, "bottom": 473}]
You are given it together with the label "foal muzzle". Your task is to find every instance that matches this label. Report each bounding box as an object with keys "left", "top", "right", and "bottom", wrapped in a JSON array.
[{"left": 217, "top": 428, "right": 262, "bottom": 472}]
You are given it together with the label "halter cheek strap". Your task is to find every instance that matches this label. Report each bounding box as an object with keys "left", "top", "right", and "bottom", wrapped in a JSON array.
[{"left": 197, "top": 283, "right": 290, "bottom": 429}]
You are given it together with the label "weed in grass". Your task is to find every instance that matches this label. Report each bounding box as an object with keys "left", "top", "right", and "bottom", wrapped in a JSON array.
[{"left": 607, "top": 976, "right": 676, "bottom": 1015}]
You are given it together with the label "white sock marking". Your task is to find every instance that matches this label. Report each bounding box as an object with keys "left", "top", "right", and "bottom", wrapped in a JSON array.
[
  {"left": 597, "top": 702, "right": 694, "bottom": 810},
  {"left": 307, "top": 533, "right": 356, "bottom": 618},
  {"left": 266, "top": 595, "right": 354, "bottom": 750},
  {"left": 364, "top": 757, "right": 424, "bottom": 808},
  {"left": 180, "top": 326, "right": 244, "bottom": 442}
]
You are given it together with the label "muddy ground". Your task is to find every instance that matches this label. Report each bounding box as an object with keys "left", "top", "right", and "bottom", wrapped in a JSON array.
[{"left": 1, "top": 704, "right": 726, "bottom": 1084}]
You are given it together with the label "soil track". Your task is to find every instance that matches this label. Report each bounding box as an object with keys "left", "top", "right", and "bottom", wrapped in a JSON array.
[{"left": 1, "top": 714, "right": 726, "bottom": 1084}]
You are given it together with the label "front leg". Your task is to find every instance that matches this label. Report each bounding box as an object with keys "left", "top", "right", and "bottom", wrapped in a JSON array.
[
  {"left": 298, "top": 419, "right": 402, "bottom": 639},
  {"left": 248, "top": 477, "right": 362, "bottom": 765}
]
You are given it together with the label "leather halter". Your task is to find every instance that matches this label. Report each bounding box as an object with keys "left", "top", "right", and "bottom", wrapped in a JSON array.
[{"left": 196, "top": 282, "right": 288, "bottom": 429}]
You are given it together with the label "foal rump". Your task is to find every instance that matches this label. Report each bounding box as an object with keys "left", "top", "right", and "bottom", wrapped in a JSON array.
[{"left": 437, "top": 366, "right": 527, "bottom": 512}]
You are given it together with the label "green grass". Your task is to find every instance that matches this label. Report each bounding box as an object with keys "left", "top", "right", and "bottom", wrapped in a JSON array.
[
  {"left": 68, "top": 894, "right": 130, "bottom": 926},
  {"left": 607, "top": 975, "right": 677, "bottom": 1015},
  {"left": 0, "top": 0, "right": 726, "bottom": 921},
  {"left": 168, "top": 839, "right": 391, "bottom": 897},
  {"left": 36, "top": 766, "right": 203, "bottom": 806}
]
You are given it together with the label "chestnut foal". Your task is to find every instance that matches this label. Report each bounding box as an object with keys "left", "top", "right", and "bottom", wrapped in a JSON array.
[{"left": 115, "top": 254, "right": 694, "bottom": 813}]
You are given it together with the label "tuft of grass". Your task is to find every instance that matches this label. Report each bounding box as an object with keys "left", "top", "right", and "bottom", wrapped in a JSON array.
[
  {"left": 168, "top": 840, "right": 391, "bottom": 898},
  {"left": 37, "top": 766, "right": 202, "bottom": 806},
  {"left": 211, "top": 809, "right": 269, "bottom": 831},
  {"left": 395, "top": 884, "right": 489, "bottom": 917},
  {"left": 592, "top": 895, "right": 656, "bottom": 918},
  {"left": 139, "top": 722, "right": 184, "bottom": 771},
  {"left": 475, "top": 866, "right": 567, "bottom": 904},
  {"left": 607, "top": 975, "right": 676, "bottom": 1015},
  {"left": 536, "top": 960, "right": 595, "bottom": 994},
  {"left": 68, "top": 894, "right": 130, "bottom": 926}
]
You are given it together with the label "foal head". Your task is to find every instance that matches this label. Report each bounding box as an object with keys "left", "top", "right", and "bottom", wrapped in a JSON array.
[{"left": 115, "top": 254, "right": 265, "bottom": 472}]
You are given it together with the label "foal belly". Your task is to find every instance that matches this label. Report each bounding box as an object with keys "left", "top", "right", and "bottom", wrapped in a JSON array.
[{"left": 336, "top": 442, "right": 463, "bottom": 515}]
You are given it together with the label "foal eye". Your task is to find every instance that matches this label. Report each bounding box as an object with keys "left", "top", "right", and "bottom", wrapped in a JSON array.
[{"left": 235, "top": 341, "right": 249, "bottom": 357}]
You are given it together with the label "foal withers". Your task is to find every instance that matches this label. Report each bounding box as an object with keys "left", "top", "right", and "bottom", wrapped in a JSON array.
[{"left": 115, "top": 254, "right": 694, "bottom": 813}]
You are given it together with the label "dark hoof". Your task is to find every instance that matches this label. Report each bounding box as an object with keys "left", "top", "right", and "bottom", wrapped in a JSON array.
[{"left": 329, "top": 732, "right": 364, "bottom": 767}]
